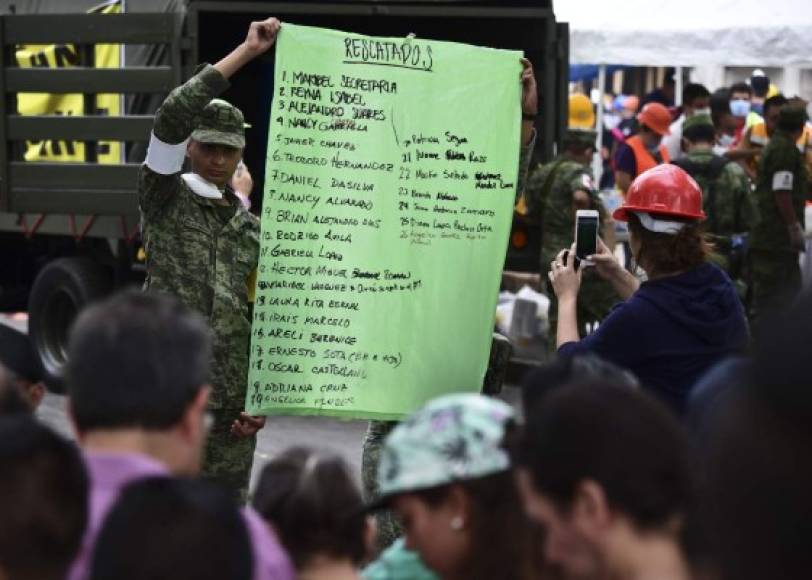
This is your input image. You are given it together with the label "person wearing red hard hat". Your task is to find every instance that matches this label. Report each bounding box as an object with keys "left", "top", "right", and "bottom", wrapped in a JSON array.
[
  {"left": 613, "top": 102, "right": 673, "bottom": 195},
  {"left": 548, "top": 164, "right": 749, "bottom": 415}
]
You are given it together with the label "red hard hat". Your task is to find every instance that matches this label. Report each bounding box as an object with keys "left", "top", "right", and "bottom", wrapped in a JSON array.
[
  {"left": 636, "top": 102, "right": 672, "bottom": 136},
  {"left": 613, "top": 164, "right": 706, "bottom": 222}
]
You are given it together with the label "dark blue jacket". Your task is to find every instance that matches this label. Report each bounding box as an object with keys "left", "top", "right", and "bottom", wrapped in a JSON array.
[{"left": 558, "top": 263, "right": 749, "bottom": 414}]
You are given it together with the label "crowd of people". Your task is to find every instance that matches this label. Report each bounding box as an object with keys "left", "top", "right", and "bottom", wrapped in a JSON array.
[
  {"left": 3, "top": 286, "right": 812, "bottom": 580},
  {"left": 1, "top": 16, "right": 812, "bottom": 580}
]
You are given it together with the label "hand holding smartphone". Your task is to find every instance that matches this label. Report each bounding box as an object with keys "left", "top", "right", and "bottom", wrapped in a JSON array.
[{"left": 575, "top": 209, "right": 599, "bottom": 266}]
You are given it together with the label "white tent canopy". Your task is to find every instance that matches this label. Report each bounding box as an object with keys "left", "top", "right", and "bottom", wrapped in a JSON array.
[{"left": 555, "top": 0, "right": 812, "bottom": 67}]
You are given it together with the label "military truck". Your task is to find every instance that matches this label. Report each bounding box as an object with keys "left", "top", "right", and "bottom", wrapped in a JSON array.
[{"left": 0, "top": 0, "right": 567, "bottom": 389}]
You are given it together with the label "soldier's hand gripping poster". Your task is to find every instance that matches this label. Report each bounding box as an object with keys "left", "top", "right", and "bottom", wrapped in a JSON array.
[{"left": 247, "top": 23, "right": 522, "bottom": 420}]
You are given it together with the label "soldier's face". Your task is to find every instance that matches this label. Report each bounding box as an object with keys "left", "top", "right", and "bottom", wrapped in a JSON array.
[
  {"left": 188, "top": 141, "right": 243, "bottom": 187},
  {"left": 765, "top": 107, "right": 782, "bottom": 135}
]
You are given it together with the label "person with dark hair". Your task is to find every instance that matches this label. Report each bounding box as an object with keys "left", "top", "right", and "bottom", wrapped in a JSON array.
[
  {"left": 548, "top": 164, "right": 749, "bottom": 414},
  {"left": 710, "top": 88, "right": 737, "bottom": 154},
  {"left": 367, "top": 394, "right": 545, "bottom": 580},
  {"left": 732, "top": 93, "right": 789, "bottom": 179},
  {"left": 663, "top": 83, "right": 711, "bottom": 159},
  {"left": 729, "top": 82, "right": 753, "bottom": 117},
  {"left": 672, "top": 114, "right": 752, "bottom": 283},
  {"left": 640, "top": 68, "right": 676, "bottom": 108},
  {"left": 698, "top": 291, "right": 812, "bottom": 580},
  {"left": 253, "top": 448, "right": 372, "bottom": 579},
  {"left": 515, "top": 382, "right": 694, "bottom": 580},
  {"left": 748, "top": 105, "right": 810, "bottom": 323},
  {"left": 0, "top": 324, "right": 45, "bottom": 410},
  {"left": 65, "top": 289, "right": 293, "bottom": 580},
  {"left": 90, "top": 478, "right": 253, "bottom": 580},
  {"left": 139, "top": 16, "right": 282, "bottom": 493},
  {"left": 0, "top": 416, "right": 88, "bottom": 580},
  {"left": 613, "top": 102, "right": 673, "bottom": 194},
  {"left": 521, "top": 353, "right": 639, "bottom": 415},
  {"left": 0, "top": 362, "right": 32, "bottom": 416}
]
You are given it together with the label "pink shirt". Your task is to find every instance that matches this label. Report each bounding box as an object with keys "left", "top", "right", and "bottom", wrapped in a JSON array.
[{"left": 68, "top": 451, "right": 294, "bottom": 580}]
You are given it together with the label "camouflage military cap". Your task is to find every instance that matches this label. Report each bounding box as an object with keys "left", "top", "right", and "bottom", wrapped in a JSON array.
[
  {"left": 373, "top": 394, "right": 514, "bottom": 506},
  {"left": 563, "top": 128, "right": 598, "bottom": 148},
  {"left": 682, "top": 113, "right": 714, "bottom": 133},
  {"left": 191, "top": 98, "right": 246, "bottom": 149},
  {"left": 777, "top": 105, "right": 808, "bottom": 132}
]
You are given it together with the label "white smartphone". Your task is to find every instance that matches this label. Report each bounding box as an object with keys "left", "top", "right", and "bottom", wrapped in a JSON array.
[{"left": 575, "top": 209, "right": 599, "bottom": 266}]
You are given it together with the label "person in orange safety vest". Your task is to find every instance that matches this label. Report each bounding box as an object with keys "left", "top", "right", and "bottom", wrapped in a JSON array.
[{"left": 613, "top": 102, "right": 673, "bottom": 194}]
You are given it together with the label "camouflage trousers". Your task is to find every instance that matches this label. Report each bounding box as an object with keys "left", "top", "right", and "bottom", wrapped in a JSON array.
[
  {"left": 546, "top": 270, "right": 617, "bottom": 350},
  {"left": 202, "top": 407, "right": 256, "bottom": 501},
  {"left": 749, "top": 249, "right": 802, "bottom": 326},
  {"left": 361, "top": 334, "right": 513, "bottom": 552}
]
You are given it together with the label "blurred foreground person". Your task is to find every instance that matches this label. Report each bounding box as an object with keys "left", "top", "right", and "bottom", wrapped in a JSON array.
[
  {"left": 521, "top": 353, "right": 639, "bottom": 415},
  {"left": 549, "top": 165, "right": 749, "bottom": 414},
  {"left": 253, "top": 448, "right": 372, "bottom": 580},
  {"left": 368, "top": 394, "right": 546, "bottom": 580},
  {"left": 0, "top": 362, "right": 31, "bottom": 416},
  {"left": 516, "top": 383, "right": 694, "bottom": 580},
  {"left": 700, "top": 291, "right": 812, "bottom": 580},
  {"left": 0, "top": 416, "right": 88, "bottom": 580},
  {"left": 0, "top": 324, "right": 45, "bottom": 410},
  {"left": 65, "top": 290, "right": 293, "bottom": 580},
  {"left": 90, "top": 478, "right": 252, "bottom": 580}
]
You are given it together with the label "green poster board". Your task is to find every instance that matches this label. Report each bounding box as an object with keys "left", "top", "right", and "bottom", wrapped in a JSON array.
[{"left": 247, "top": 23, "right": 522, "bottom": 420}]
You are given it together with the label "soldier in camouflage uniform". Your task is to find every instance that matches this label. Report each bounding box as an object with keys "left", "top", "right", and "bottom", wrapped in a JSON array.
[
  {"left": 749, "top": 105, "right": 810, "bottom": 323},
  {"left": 672, "top": 114, "right": 753, "bottom": 290},
  {"left": 138, "top": 18, "right": 281, "bottom": 495},
  {"left": 524, "top": 128, "right": 617, "bottom": 345},
  {"left": 362, "top": 59, "right": 539, "bottom": 551}
]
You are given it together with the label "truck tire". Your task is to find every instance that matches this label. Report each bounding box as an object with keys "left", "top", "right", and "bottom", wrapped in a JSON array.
[{"left": 28, "top": 257, "right": 111, "bottom": 393}]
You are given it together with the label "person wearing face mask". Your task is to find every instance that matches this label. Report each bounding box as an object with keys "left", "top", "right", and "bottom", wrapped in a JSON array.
[
  {"left": 613, "top": 102, "right": 672, "bottom": 195},
  {"left": 548, "top": 164, "right": 749, "bottom": 415},
  {"left": 663, "top": 83, "right": 711, "bottom": 161},
  {"left": 733, "top": 94, "right": 812, "bottom": 181},
  {"left": 728, "top": 82, "right": 762, "bottom": 145},
  {"left": 711, "top": 89, "right": 738, "bottom": 155},
  {"left": 139, "top": 18, "right": 281, "bottom": 495}
]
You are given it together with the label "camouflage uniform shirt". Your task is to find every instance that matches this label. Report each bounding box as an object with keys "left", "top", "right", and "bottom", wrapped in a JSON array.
[
  {"left": 139, "top": 64, "right": 259, "bottom": 410},
  {"left": 524, "top": 157, "right": 606, "bottom": 268},
  {"left": 673, "top": 149, "right": 753, "bottom": 252},
  {"left": 750, "top": 130, "right": 809, "bottom": 253}
]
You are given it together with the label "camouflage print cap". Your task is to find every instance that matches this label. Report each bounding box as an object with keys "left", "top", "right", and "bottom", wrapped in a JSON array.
[
  {"left": 682, "top": 113, "right": 714, "bottom": 133},
  {"left": 191, "top": 98, "right": 246, "bottom": 149},
  {"left": 374, "top": 394, "right": 514, "bottom": 505},
  {"left": 563, "top": 127, "right": 598, "bottom": 148}
]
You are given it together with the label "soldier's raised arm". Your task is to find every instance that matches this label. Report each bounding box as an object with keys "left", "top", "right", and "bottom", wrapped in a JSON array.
[
  {"left": 138, "top": 18, "right": 281, "bottom": 215},
  {"left": 516, "top": 58, "right": 538, "bottom": 200}
]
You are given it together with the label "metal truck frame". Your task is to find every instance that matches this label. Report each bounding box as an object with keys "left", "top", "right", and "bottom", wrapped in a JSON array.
[{"left": 0, "top": 1, "right": 567, "bottom": 389}]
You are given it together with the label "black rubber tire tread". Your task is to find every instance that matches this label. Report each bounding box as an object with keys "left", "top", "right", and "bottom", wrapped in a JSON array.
[{"left": 28, "top": 257, "right": 111, "bottom": 393}]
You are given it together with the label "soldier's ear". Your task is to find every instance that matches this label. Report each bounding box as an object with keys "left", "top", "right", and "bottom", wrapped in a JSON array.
[{"left": 186, "top": 140, "right": 195, "bottom": 158}]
